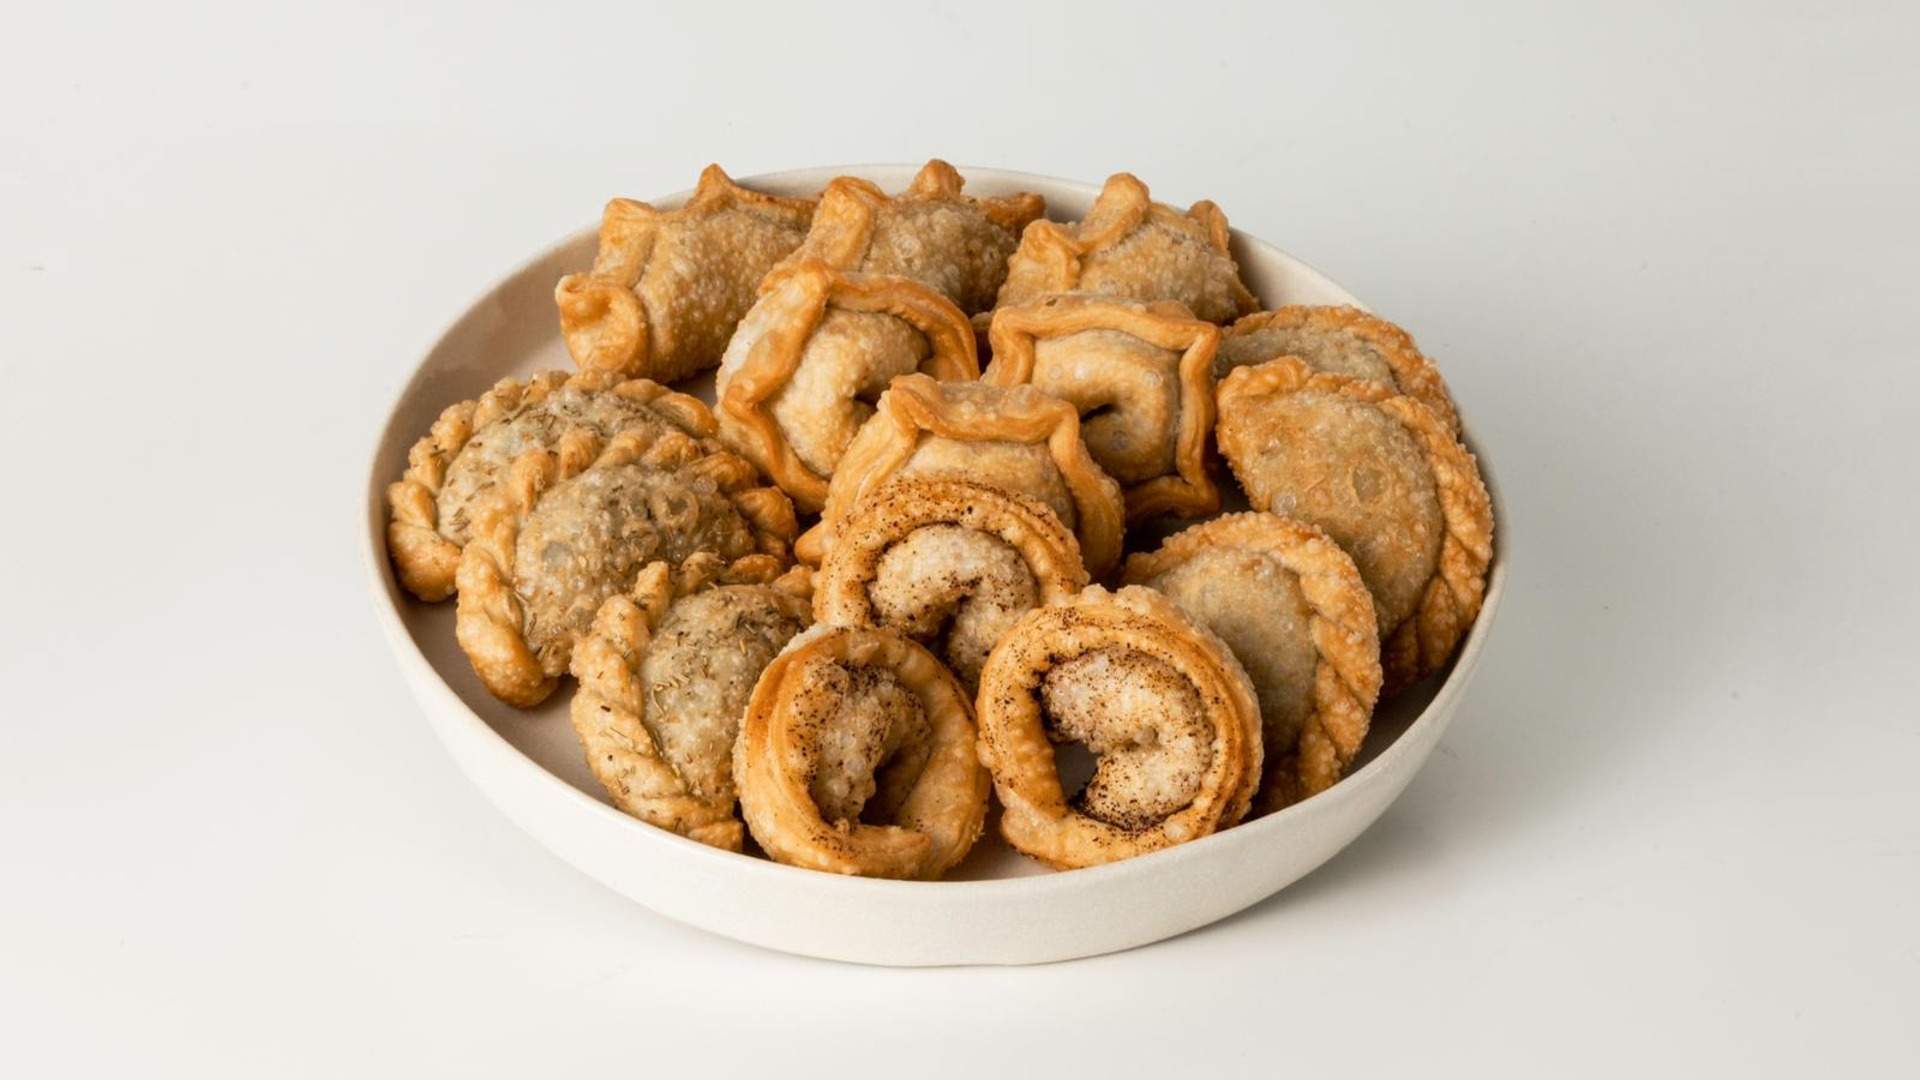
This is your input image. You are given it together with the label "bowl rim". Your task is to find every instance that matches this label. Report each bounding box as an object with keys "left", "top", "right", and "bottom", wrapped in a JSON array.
[{"left": 358, "top": 163, "right": 1508, "bottom": 898}]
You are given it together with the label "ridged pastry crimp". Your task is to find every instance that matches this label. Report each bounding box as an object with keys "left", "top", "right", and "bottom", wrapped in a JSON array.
[{"left": 1216, "top": 305, "right": 1461, "bottom": 436}]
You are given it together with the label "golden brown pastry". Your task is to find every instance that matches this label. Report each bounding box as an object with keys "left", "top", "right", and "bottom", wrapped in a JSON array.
[
  {"left": 976, "top": 586, "right": 1262, "bottom": 869},
  {"left": 554, "top": 165, "right": 816, "bottom": 384},
  {"left": 733, "top": 624, "right": 989, "bottom": 879},
  {"left": 772, "top": 160, "right": 1044, "bottom": 316},
  {"left": 985, "top": 292, "right": 1222, "bottom": 521},
  {"left": 454, "top": 429, "right": 798, "bottom": 707},
  {"left": 1217, "top": 306, "right": 1461, "bottom": 436},
  {"left": 386, "top": 370, "right": 716, "bottom": 602},
  {"left": 813, "top": 477, "right": 1088, "bottom": 692},
  {"left": 1123, "top": 513, "right": 1381, "bottom": 811},
  {"left": 714, "top": 261, "right": 979, "bottom": 513},
  {"left": 995, "top": 172, "right": 1257, "bottom": 324},
  {"left": 1215, "top": 359, "right": 1493, "bottom": 692},
  {"left": 570, "top": 554, "right": 812, "bottom": 851}
]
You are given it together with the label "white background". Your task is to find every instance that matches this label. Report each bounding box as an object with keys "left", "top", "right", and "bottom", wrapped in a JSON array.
[{"left": 4, "top": 1, "right": 1916, "bottom": 1075}]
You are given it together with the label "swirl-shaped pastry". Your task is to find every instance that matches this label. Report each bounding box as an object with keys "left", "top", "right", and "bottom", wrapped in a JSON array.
[
  {"left": 813, "top": 477, "right": 1088, "bottom": 692},
  {"left": 386, "top": 370, "right": 716, "bottom": 602},
  {"left": 1217, "top": 306, "right": 1461, "bottom": 436},
  {"left": 1123, "top": 514, "right": 1382, "bottom": 811},
  {"left": 1215, "top": 360, "right": 1493, "bottom": 692},
  {"left": 570, "top": 554, "right": 812, "bottom": 851},
  {"left": 772, "top": 160, "right": 1045, "bottom": 316},
  {"left": 455, "top": 429, "right": 798, "bottom": 707},
  {"left": 555, "top": 165, "right": 816, "bottom": 384},
  {"left": 733, "top": 625, "right": 989, "bottom": 879},
  {"left": 995, "top": 172, "right": 1257, "bottom": 324},
  {"left": 985, "top": 292, "right": 1222, "bottom": 521},
  {"left": 976, "top": 586, "right": 1262, "bottom": 869},
  {"left": 796, "top": 373, "right": 1126, "bottom": 576},
  {"left": 714, "top": 261, "right": 979, "bottom": 512}
]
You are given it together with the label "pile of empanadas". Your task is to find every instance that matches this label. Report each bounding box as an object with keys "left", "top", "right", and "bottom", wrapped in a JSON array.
[{"left": 387, "top": 161, "right": 1494, "bottom": 880}]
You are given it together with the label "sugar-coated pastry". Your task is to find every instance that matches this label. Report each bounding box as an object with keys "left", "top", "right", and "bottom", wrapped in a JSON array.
[{"left": 1217, "top": 306, "right": 1461, "bottom": 436}]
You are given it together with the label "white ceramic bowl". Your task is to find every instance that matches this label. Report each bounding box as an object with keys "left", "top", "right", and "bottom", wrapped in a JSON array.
[{"left": 360, "top": 165, "right": 1507, "bottom": 966}]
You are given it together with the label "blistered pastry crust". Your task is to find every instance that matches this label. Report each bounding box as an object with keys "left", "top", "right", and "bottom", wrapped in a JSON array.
[
  {"left": 975, "top": 585, "right": 1263, "bottom": 869},
  {"left": 1220, "top": 306, "right": 1461, "bottom": 436}
]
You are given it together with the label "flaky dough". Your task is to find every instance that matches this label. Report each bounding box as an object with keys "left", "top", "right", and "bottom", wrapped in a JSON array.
[{"left": 1217, "top": 306, "right": 1461, "bottom": 436}]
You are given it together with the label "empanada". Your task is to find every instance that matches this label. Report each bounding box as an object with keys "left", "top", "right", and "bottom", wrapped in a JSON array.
[
  {"left": 995, "top": 172, "right": 1257, "bottom": 324},
  {"left": 386, "top": 370, "right": 715, "bottom": 602},
  {"left": 555, "top": 165, "right": 816, "bottom": 384},
  {"left": 772, "top": 160, "right": 1044, "bottom": 316},
  {"left": 455, "top": 429, "right": 798, "bottom": 707},
  {"left": 813, "top": 477, "right": 1088, "bottom": 692},
  {"left": 985, "top": 292, "right": 1221, "bottom": 521},
  {"left": 1123, "top": 513, "right": 1381, "bottom": 811},
  {"left": 975, "top": 586, "right": 1262, "bottom": 869},
  {"left": 734, "top": 624, "right": 989, "bottom": 879},
  {"left": 570, "top": 554, "right": 812, "bottom": 851},
  {"left": 1217, "top": 306, "right": 1461, "bottom": 436},
  {"left": 795, "top": 373, "right": 1126, "bottom": 576},
  {"left": 1215, "top": 360, "right": 1493, "bottom": 692},
  {"left": 714, "top": 261, "right": 978, "bottom": 512}
]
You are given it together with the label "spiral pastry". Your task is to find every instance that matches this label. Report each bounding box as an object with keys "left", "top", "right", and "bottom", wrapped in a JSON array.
[
  {"left": 813, "top": 477, "right": 1088, "bottom": 692},
  {"left": 975, "top": 586, "right": 1262, "bottom": 869},
  {"left": 734, "top": 625, "right": 988, "bottom": 879}
]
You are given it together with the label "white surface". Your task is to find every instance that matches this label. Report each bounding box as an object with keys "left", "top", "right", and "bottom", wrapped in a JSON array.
[
  {"left": 2, "top": 0, "right": 1915, "bottom": 1073},
  {"left": 366, "top": 164, "right": 1510, "bottom": 964}
]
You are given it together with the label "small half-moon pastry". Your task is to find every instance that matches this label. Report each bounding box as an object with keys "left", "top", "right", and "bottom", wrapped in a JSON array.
[
  {"left": 1123, "top": 514, "right": 1381, "bottom": 811},
  {"left": 985, "top": 292, "right": 1222, "bottom": 521},
  {"left": 796, "top": 373, "right": 1126, "bottom": 576},
  {"left": 975, "top": 586, "right": 1262, "bottom": 869},
  {"left": 813, "top": 477, "right": 1088, "bottom": 692},
  {"left": 386, "top": 370, "right": 716, "bottom": 602},
  {"left": 733, "top": 624, "right": 989, "bottom": 879},
  {"left": 1217, "top": 306, "right": 1461, "bottom": 436},
  {"left": 555, "top": 165, "right": 816, "bottom": 384},
  {"left": 772, "top": 160, "right": 1044, "bottom": 316},
  {"left": 455, "top": 429, "right": 798, "bottom": 707},
  {"left": 1215, "top": 360, "right": 1493, "bottom": 692},
  {"left": 570, "top": 554, "right": 812, "bottom": 851},
  {"left": 714, "top": 261, "right": 979, "bottom": 512},
  {"left": 995, "top": 172, "right": 1257, "bottom": 324}
]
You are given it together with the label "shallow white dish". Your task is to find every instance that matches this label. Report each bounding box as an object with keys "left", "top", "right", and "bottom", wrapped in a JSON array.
[{"left": 361, "top": 165, "right": 1507, "bottom": 966}]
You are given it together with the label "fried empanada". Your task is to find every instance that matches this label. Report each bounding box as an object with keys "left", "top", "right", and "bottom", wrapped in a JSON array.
[
  {"left": 813, "top": 477, "right": 1088, "bottom": 692},
  {"left": 995, "top": 172, "right": 1257, "bottom": 324},
  {"left": 455, "top": 429, "right": 798, "bottom": 707},
  {"left": 734, "top": 624, "right": 989, "bottom": 879},
  {"left": 570, "top": 555, "right": 812, "bottom": 851},
  {"left": 975, "top": 586, "right": 1262, "bottom": 869},
  {"left": 772, "top": 160, "right": 1044, "bottom": 316},
  {"left": 714, "top": 261, "right": 978, "bottom": 512},
  {"left": 386, "top": 370, "right": 716, "bottom": 602},
  {"left": 985, "top": 292, "right": 1221, "bottom": 521},
  {"left": 1123, "top": 513, "right": 1381, "bottom": 811},
  {"left": 1217, "top": 306, "right": 1461, "bottom": 436},
  {"left": 555, "top": 165, "right": 816, "bottom": 384},
  {"left": 1215, "top": 360, "right": 1493, "bottom": 692},
  {"left": 795, "top": 373, "right": 1126, "bottom": 576}
]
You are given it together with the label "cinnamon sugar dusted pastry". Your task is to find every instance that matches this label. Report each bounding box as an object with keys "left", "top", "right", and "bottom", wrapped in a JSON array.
[
  {"left": 570, "top": 555, "right": 812, "bottom": 851},
  {"left": 797, "top": 373, "right": 1126, "bottom": 576},
  {"left": 813, "top": 477, "right": 1088, "bottom": 691},
  {"left": 714, "top": 261, "right": 978, "bottom": 512},
  {"left": 1123, "top": 514, "right": 1381, "bottom": 811},
  {"left": 1217, "top": 306, "right": 1461, "bottom": 436},
  {"left": 454, "top": 429, "right": 798, "bottom": 707},
  {"left": 773, "top": 160, "right": 1044, "bottom": 316},
  {"left": 975, "top": 586, "right": 1262, "bottom": 869},
  {"left": 995, "top": 172, "right": 1257, "bottom": 324},
  {"left": 555, "top": 165, "right": 816, "bottom": 383},
  {"left": 386, "top": 370, "right": 716, "bottom": 602},
  {"left": 733, "top": 625, "right": 989, "bottom": 879},
  {"left": 1215, "top": 360, "right": 1492, "bottom": 692},
  {"left": 985, "top": 293, "right": 1222, "bottom": 521}
]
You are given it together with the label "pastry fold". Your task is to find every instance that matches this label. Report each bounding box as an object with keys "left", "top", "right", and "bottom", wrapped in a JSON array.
[{"left": 1217, "top": 306, "right": 1461, "bottom": 436}]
